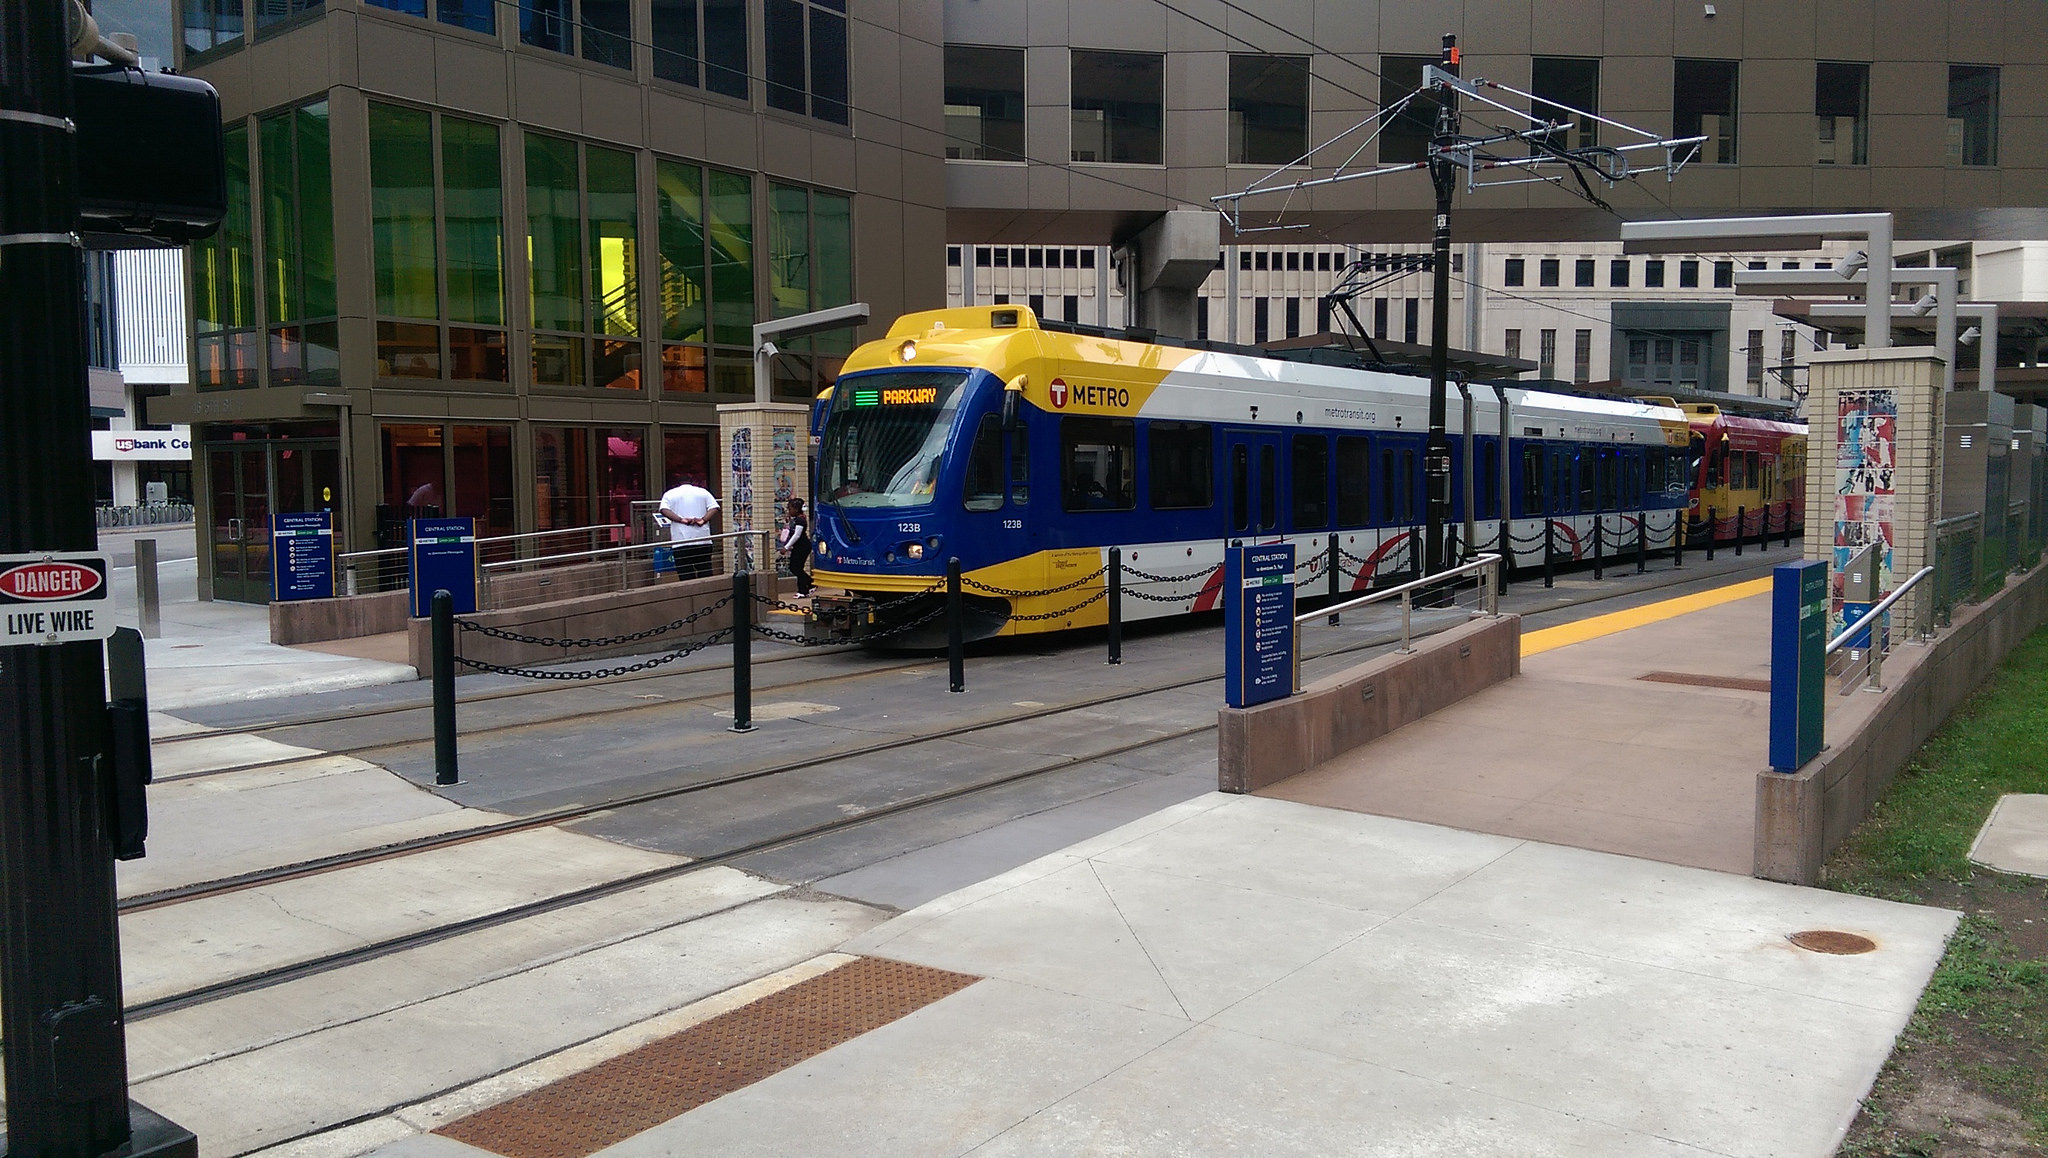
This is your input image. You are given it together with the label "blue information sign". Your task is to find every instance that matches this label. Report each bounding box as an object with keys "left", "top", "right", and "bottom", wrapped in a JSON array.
[
  {"left": 1224, "top": 542, "right": 1296, "bottom": 709},
  {"left": 1769, "top": 559, "right": 1828, "bottom": 772},
  {"left": 270, "top": 511, "right": 334, "bottom": 602},
  {"left": 409, "top": 517, "right": 478, "bottom": 618}
]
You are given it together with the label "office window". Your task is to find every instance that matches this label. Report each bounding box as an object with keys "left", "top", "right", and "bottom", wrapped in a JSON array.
[
  {"left": 1062, "top": 417, "right": 1136, "bottom": 511},
  {"left": 1254, "top": 251, "right": 1268, "bottom": 270},
  {"left": 1503, "top": 329, "right": 1520, "bottom": 362},
  {"left": 1379, "top": 56, "right": 1438, "bottom": 164},
  {"left": 1574, "top": 259, "right": 1595, "bottom": 288},
  {"left": 1285, "top": 251, "right": 1299, "bottom": 271},
  {"left": 184, "top": 0, "right": 242, "bottom": 54},
  {"left": 765, "top": 183, "right": 853, "bottom": 396},
  {"left": 1148, "top": 421, "right": 1213, "bottom": 510},
  {"left": 1815, "top": 62, "right": 1868, "bottom": 165},
  {"left": 1610, "top": 258, "right": 1630, "bottom": 287},
  {"left": 1714, "top": 260, "right": 1733, "bottom": 288},
  {"left": 1747, "top": 329, "right": 1764, "bottom": 386},
  {"left": 1749, "top": 260, "right": 1766, "bottom": 270},
  {"left": 259, "top": 102, "right": 338, "bottom": 387},
  {"left": 1253, "top": 297, "right": 1269, "bottom": 344},
  {"left": 1538, "top": 329, "right": 1556, "bottom": 378},
  {"left": 1948, "top": 65, "right": 1999, "bottom": 167},
  {"left": 654, "top": 0, "right": 749, "bottom": 99},
  {"left": 193, "top": 123, "right": 256, "bottom": 388},
  {"left": 1679, "top": 260, "right": 1699, "bottom": 288},
  {"left": 1285, "top": 297, "right": 1300, "bottom": 339},
  {"left": 526, "top": 134, "right": 640, "bottom": 390},
  {"left": 370, "top": 105, "right": 508, "bottom": 383},
  {"left": 656, "top": 162, "right": 756, "bottom": 395},
  {"left": 1316, "top": 298, "right": 1330, "bottom": 332},
  {"left": 1539, "top": 258, "right": 1560, "bottom": 287},
  {"left": 1674, "top": 59, "right": 1738, "bottom": 164},
  {"left": 367, "top": 0, "right": 493, "bottom": 33},
  {"left": 1372, "top": 298, "right": 1387, "bottom": 339},
  {"left": 1573, "top": 329, "right": 1591, "bottom": 384},
  {"left": 518, "top": 0, "right": 630, "bottom": 69},
  {"left": 1404, "top": 298, "right": 1419, "bottom": 344},
  {"left": 1071, "top": 50, "right": 1164, "bottom": 164},
  {"left": 1781, "top": 330, "right": 1796, "bottom": 366},
  {"left": 1504, "top": 257, "right": 1525, "bottom": 286},
  {"left": 1530, "top": 56, "right": 1598, "bottom": 150},
  {"left": 1230, "top": 54, "right": 1309, "bottom": 166},
  {"left": 945, "top": 46, "right": 1025, "bottom": 161},
  {"left": 765, "top": 0, "right": 849, "bottom": 123},
  {"left": 257, "top": 0, "right": 320, "bottom": 30},
  {"left": 1645, "top": 259, "right": 1665, "bottom": 288},
  {"left": 1291, "top": 435, "right": 1329, "bottom": 529}
]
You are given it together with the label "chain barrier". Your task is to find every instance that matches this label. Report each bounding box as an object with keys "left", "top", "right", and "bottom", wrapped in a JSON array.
[
  {"left": 1005, "top": 587, "right": 1109, "bottom": 622},
  {"left": 962, "top": 565, "right": 1107, "bottom": 599},
  {"left": 747, "top": 604, "right": 948, "bottom": 647},
  {"left": 456, "top": 628, "right": 734, "bottom": 681},
  {"left": 455, "top": 594, "right": 733, "bottom": 649},
  {"left": 1122, "top": 563, "right": 1217, "bottom": 584}
]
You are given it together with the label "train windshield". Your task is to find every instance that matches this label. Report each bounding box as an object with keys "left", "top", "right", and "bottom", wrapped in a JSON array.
[{"left": 819, "top": 370, "right": 973, "bottom": 509}]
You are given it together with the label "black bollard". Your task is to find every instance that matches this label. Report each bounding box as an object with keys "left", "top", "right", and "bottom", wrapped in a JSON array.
[
  {"left": 730, "top": 569, "right": 753, "bottom": 732},
  {"left": 1543, "top": 520, "right": 1555, "bottom": 589},
  {"left": 947, "top": 557, "right": 965, "bottom": 693},
  {"left": 1705, "top": 508, "right": 1716, "bottom": 561},
  {"left": 1636, "top": 514, "right": 1647, "bottom": 574},
  {"left": 432, "top": 589, "right": 459, "bottom": 785},
  {"left": 1327, "top": 533, "right": 1340, "bottom": 625},
  {"left": 1673, "top": 513, "right": 1685, "bottom": 568},
  {"left": 1593, "top": 515, "right": 1604, "bottom": 581},
  {"left": 1107, "top": 547, "right": 1123, "bottom": 665},
  {"left": 1735, "top": 506, "right": 1745, "bottom": 556},
  {"left": 1782, "top": 501, "right": 1793, "bottom": 548}
]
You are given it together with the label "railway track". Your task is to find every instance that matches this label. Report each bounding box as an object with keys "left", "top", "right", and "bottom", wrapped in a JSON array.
[{"left": 128, "top": 558, "right": 1774, "bottom": 1023}]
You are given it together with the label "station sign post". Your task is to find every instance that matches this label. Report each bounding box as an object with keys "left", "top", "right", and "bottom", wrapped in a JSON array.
[
  {"left": 1225, "top": 542, "right": 1296, "bottom": 709},
  {"left": 0, "top": 553, "right": 118, "bottom": 646},
  {"left": 409, "top": 517, "right": 478, "bottom": 618},
  {"left": 271, "top": 512, "right": 335, "bottom": 602},
  {"left": 1769, "top": 559, "right": 1829, "bottom": 772}
]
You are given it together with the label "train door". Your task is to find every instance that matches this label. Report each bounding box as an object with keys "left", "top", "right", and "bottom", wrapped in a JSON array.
[{"left": 1224, "top": 430, "right": 1285, "bottom": 541}]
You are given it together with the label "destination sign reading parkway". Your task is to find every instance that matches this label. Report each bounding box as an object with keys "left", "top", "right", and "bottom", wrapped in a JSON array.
[{"left": 0, "top": 552, "right": 117, "bottom": 645}]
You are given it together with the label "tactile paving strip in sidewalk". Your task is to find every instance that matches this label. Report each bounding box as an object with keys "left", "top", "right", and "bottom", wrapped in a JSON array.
[
  {"left": 435, "top": 956, "right": 980, "bottom": 1157},
  {"left": 1639, "top": 670, "right": 1772, "bottom": 693}
]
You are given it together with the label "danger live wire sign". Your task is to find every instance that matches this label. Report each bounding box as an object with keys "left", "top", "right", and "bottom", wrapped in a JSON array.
[{"left": 0, "top": 553, "right": 117, "bottom": 645}]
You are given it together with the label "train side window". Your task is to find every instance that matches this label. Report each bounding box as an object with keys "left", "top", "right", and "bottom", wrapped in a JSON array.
[
  {"left": 1746, "top": 451, "right": 1759, "bottom": 491},
  {"left": 1259, "top": 445, "right": 1278, "bottom": 530},
  {"left": 1291, "top": 435, "right": 1329, "bottom": 529},
  {"left": 1478, "top": 440, "right": 1498, "bottom": 520},
  {"left": 1577, "top": 452, "right": 1595, "bottom": 511},
  {"left": 1148, "top": 421, "right": 1213, "bottom": 510},
  {"left": 1380, "top": 450, "right": 1397, "bottom": 523},
  {"left": 963, "top": 414, "right": 1004, "bottom": 511},
  {"left": 1521, "top": 446, "right": 1543, "bottom": 516},
  {"left": 1335, "top": 436, "right": 1370, "bottom": 525},
  {"left": 1600, "top": 453, "right": 1618, "bottom": 509},
  {"left": 1060, "top": 417, "right": 1136, "bottom": 512},
  {"left": 1231, "top": 445, "right": 1249, "bottom": 531},
  {"left": 1554, "top": 451, "right": 1572, "bottom": 513},
  {"left": 1008, "top": 423, "right": 1029, "bottom": 505}
]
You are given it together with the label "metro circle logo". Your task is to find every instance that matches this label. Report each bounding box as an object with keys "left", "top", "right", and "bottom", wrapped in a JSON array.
[
  {"left": 1048, "top": 378, "right": 1068, "bottom": 408},
  {"left": 0, "top": 561, "right": 103, "bottom": 602}
]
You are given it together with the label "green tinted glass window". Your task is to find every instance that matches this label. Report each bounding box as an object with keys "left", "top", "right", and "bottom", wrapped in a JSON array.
[
  {"left": 768, "top": 183, "right": 809, "bottom": 317},
  {"left": 707, "top": 168, "right": 752, "bottom": 346},
  {"left": 656, "top": 160, "right": 706, "bottom": 343},
  {"left": 525, "top": 132, "right": 582, "bottom": 333},
  {"left": 369, "top": 103, "right": 438, "bottom": 320},
  {"left": 297, "top": 103, "right": 335, "bottom": 319},
  {"left": 814, "top": 191, "right": 851, "bottom": 306},
  {"left": 258, "top": 103, "right": 335, "bottom": 324},
  {"left": 196, "top": 123, "right": 254, "bottom": 330},
  {"left": 586, "top": 145, "right": 638, "bottom": 337},
  {"left": 443, "top": 116, "right": 503, "bottom": 326},
  {"left": 259, "top": 112, "right": 301, "bottom": 323}
]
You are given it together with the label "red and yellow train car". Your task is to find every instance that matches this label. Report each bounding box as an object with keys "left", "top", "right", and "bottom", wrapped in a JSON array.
[{"left": 1672, "top": 402, "right": 1807, "bottom": 542}]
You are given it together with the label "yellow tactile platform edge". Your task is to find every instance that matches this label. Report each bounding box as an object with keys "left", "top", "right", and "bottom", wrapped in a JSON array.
[{"left": 1521, "top": 576, "right": 1773, "bottom": 657}]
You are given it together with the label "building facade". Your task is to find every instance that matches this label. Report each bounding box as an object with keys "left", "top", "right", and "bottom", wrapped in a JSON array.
[{"left": 159, "top": 0, "right": 945, "bottom": 600}]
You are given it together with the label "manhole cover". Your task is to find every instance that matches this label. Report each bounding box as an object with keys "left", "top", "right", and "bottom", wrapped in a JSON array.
[{"left": 1789, "top": 930, "right": 1877, "bottom": 954}]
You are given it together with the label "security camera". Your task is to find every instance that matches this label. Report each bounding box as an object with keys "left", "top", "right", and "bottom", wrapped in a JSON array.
[{"left": 1834, "top": 250, "right": 1868, "bottom": 279}]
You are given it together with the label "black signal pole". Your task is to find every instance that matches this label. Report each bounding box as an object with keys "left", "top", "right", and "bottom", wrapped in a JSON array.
[
  {"left": 1, "top": 3, "right": 189, "bottom": 1153},
  {"left": 1423, "top": 32, "right": 1460, "bottom": 579}
]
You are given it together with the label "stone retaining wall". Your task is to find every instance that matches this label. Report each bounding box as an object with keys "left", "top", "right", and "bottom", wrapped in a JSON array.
[{"left": 1217, "top": 615, "right": 1522, "bottom": 794}]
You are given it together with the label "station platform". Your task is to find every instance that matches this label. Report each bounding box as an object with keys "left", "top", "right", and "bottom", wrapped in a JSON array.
[{"left": 278, "top": 571, "right": 1955, "bottom": 1158}]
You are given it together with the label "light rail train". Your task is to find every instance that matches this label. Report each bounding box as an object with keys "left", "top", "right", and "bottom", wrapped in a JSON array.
[{"left": 805, "top": 305, "right": 1779, "bottom": 644}]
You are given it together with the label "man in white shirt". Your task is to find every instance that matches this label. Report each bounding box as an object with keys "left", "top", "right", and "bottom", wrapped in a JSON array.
[{"left": 658, "top": 475, "right": 720, "bottom": 579}]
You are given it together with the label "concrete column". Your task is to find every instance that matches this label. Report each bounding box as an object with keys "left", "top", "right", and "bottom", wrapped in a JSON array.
[
  {"left": 1127, "top": 209, "right": 1216, "bottom": 341},
  {"left": 716, "top": 402, "right": 811, "bottom": 576},
  {"left": 1803, "top": 348, "right": 1946, "bottom": 635}
]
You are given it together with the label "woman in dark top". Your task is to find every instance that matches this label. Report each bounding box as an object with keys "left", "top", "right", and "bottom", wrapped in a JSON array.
[{"left": 779, "top": 497, "right": 812, "bottom": 595}]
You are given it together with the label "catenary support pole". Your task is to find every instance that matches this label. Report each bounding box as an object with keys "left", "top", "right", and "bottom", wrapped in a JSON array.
[
  {"left": 1422, "top": 33, "right": 1460, "bottom": 582},
  {"left": 730, "top": 569, "right": 753, "bottom": 731},
  {"left": 1327, "top": 532, "right": 1340, "bottom": 624},
  {"left": 1593, "top": 513, "right": 1604, "bottom": 581},
  {"left": 432, "top": 590, "right": 459, "bottom": 784},
  {"left": 1706, "top": 508, "right": 1716, "bottom": 561},
  {"left": 1735, "top": 506, "right": 1745, "bottom": 556},
  {"left": 1106, "top": 547, "right": 1122, "bottom": 665},
  {"left": 1543, "top": 520, "right": 1555, "bottom": 589},
  {"left": 0, "top": 0, "right": 150, "bottom": 1148},
  {"left": 1636, "top": 515, "right": 1647, "bottom": 574},
  {"left": 947, "top": 557, "right": 965, "bottom": 693}
]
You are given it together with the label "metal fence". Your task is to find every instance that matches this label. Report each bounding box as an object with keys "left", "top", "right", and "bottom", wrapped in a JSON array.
[
  {"left": 95, "top": 504, "right": 194, "bottom": 528},
  {"left": 1930, "top": 512, "right": 1981, "bottom": 629}
]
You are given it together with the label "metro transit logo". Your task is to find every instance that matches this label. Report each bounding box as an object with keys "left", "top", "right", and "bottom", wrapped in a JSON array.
[{"left": 1048, "top": 378, "right": 1068, "bottom": 408}]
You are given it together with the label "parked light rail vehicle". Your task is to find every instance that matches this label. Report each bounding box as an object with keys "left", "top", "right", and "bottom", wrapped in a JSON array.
[
  {"left": 1665, "top": 402, "right": 1809, "bottom": 542},
  {"left": 805, "top": 305, "right": 1692, "bottom": 644}
]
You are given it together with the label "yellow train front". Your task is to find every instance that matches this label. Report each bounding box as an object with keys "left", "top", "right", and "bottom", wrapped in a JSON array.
[{"left": 806, "top": 305, "right": 1697, "bottom": 646}]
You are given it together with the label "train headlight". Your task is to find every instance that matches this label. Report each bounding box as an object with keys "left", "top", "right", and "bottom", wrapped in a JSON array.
[
  {"left": 926, "top": 536, "right": 941, "bottom": 551},
  {"left": 906, "top": 542, "right": 925, "bottom": 560}
]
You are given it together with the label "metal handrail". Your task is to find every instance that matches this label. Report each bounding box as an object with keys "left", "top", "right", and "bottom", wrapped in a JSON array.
[
  {"left": 339, "top": 546, "right": 406, "bottom": 562},
  {"left": 477, "top": 523, "right": 626, "bottom": 548},
  {"left": 1826, "top": 564, "right": 1934, "bottom": 694},
  {"left": 480, "top": 527, "right": 768, "bottom": 572},
  {"left": 1291, "top": 553, "right": 1502, "bottom": 693}
]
